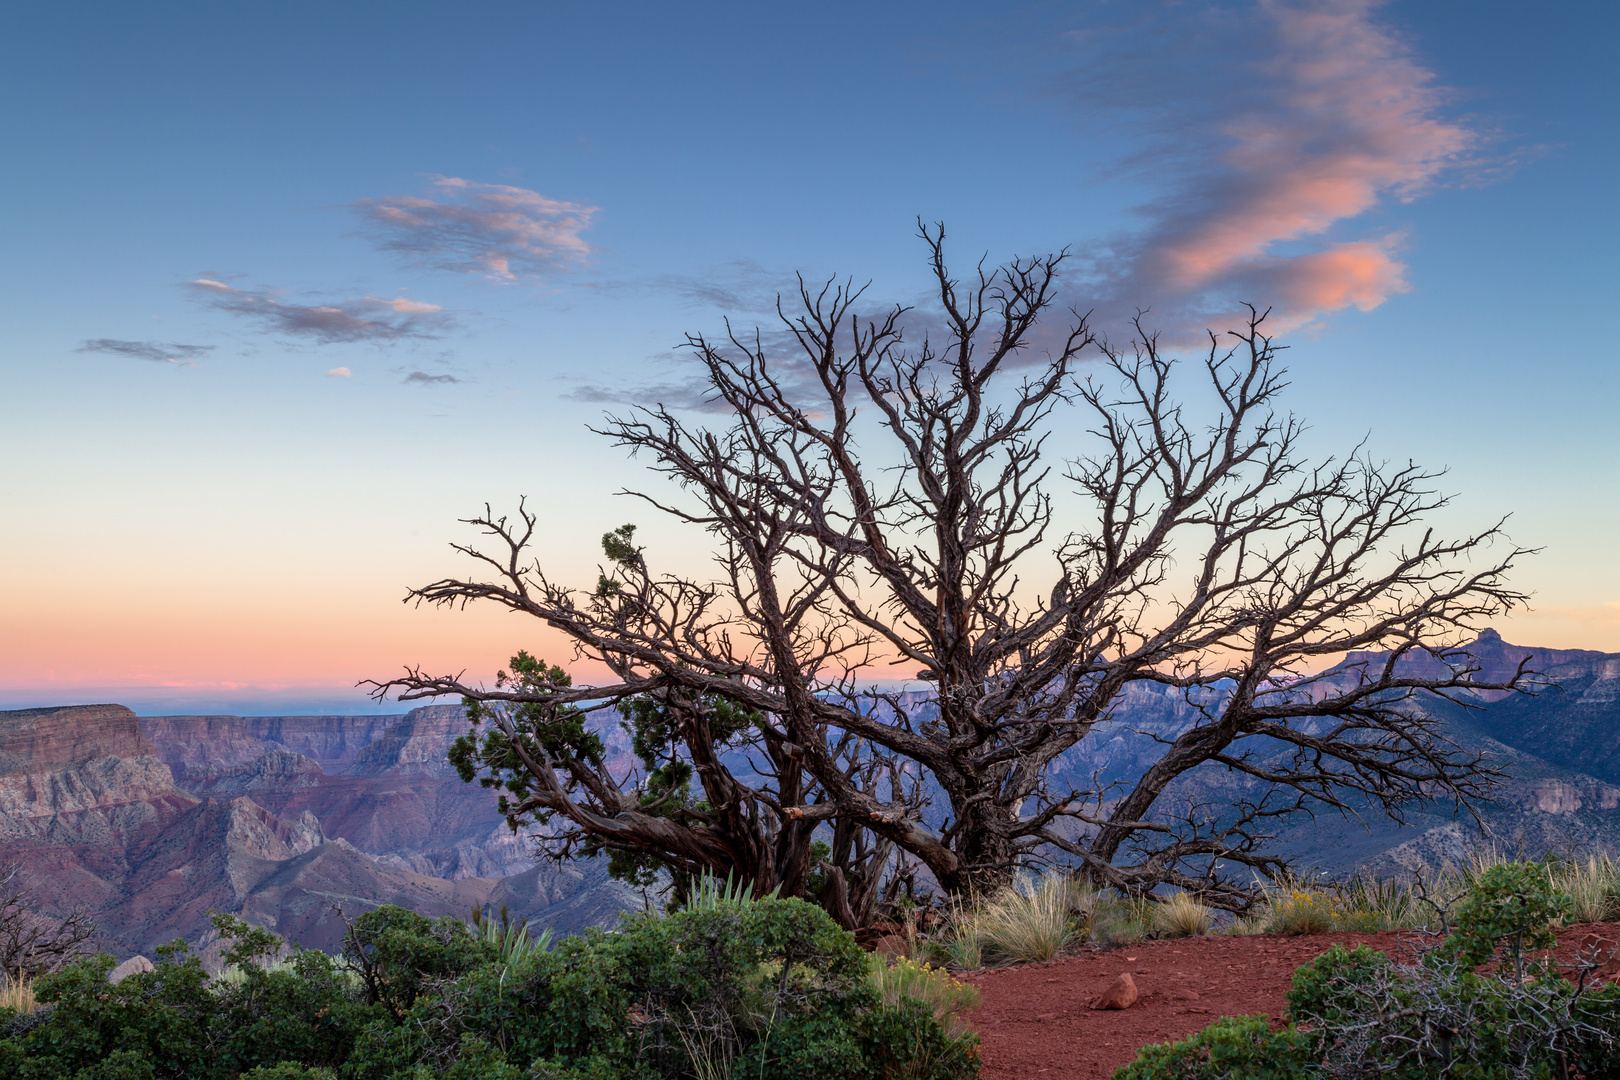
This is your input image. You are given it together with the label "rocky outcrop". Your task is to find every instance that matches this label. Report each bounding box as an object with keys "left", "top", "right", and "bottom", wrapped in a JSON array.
[
  {"left": 138, "top": 714, "right": 404, "bottom": 776},
  {"left": 109, "top": 955, "right": 154, "bottom": 984},
  {"left": 1511, "top": 779, "right": 1620, "bottom": 815},
  {"left": 180, "top": 750, "right": 324, "bottom": 797},
  {"left": 343, "top": 705, "right": 468, "bottom": 779},
  {"left": 0, "top": 703, "right": 641, "bottom": 957},
  {"left": 0, "top": 705, "right": 194, "bottom": 846},
  {"left": 136, "top": 705, "right": 530, "bottom": 879}
]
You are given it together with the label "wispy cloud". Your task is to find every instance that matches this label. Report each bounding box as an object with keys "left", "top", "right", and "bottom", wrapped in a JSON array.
[
  {"left": 187, "top": 279, "right": 451, "bottom": 343},
  {"left": 327, "top": 367, "right": 352, "bottom": 378},
  {"left": 403, "top": 371, "right": 462, "bottom": 385},
  {"left": 352, "top": 176, "right": 598, "bottom": 281},
  {"left": 1062, "top": 0, "right": 1480, "bottom": 337},
  {"left": 77, "top": 339, "right": 214, "bottom": 366},
  {"left": 566, "top": 376, "right": 715, "bottom": 410}
]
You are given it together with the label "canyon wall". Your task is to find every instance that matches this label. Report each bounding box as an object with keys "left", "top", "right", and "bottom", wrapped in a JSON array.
[{"left": 0, "top": 703, "right": 636, "bottom": 960}]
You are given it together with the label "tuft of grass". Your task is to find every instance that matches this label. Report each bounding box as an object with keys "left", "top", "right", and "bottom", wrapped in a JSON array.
[
  {"left": 1332, "top": 872, "right": 1426, "bottom": 932},
  {"left": 976, "top": 875, "right": 1081, "bottom": 963},
  {"left": 0, "top": 976, "right": 36, "bottom": 1014},
  {"left": 1262, "top": 889, "right": 1340, "bottom": 935},
  {"left": 1091, "top": 894, "right": 1153, "bottom": 946},
  {"left": 937, "top": 901, "right": 984, "bottom": 971},
  {"left": 868, "top": 954, "right": 981, "bottom": 1037},
  {"left": 1152, "top": 892, "right": 1214, "bottom": 938},
  {"left": 1548, "top": 855, "right": 1620, "bottom": 924}
]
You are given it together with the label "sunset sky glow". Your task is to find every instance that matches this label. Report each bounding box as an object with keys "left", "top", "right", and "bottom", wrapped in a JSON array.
[{"left": 2, "top": 1, "right": 1616, "bottom": 713}]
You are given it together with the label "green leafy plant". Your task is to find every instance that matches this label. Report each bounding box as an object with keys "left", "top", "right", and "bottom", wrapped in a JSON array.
[
  {"left": 1113, "top": 1014, "right": 1316, "bottom": 1080},
  {"left": 342, "top": 905, "right": 496, "bottom": 1019},
  {"left": 867, "top": 955, "right": 981, "bottom": 1038},
  {"left": 1438, "top": 861, "right": 1571, "bottom": 979}
]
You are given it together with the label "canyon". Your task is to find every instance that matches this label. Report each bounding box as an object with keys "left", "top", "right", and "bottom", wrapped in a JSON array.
[
  {"left": 0, "top": 703, "right": 636, "bottom": 960},
  {"left": 2, "top": 630, "right": 1618, "bottom": 960}
]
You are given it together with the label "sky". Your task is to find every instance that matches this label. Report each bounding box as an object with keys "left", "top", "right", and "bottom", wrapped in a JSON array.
[{"left": 1, "top": 0, "right": 1615, "bottom": 715}]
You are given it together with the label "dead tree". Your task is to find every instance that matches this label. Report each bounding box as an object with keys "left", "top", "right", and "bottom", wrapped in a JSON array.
[
  {"left": 375, "top": 224, "right": 1531, "bottom": 914},
  {"left": 0, "top": 863, "right": 97, "bottom": 978}
]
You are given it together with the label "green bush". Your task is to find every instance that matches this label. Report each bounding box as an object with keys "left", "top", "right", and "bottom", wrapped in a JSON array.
[
  {"left": 340, "top": 906, "right": 496, "bottom": 1020},
  {"left": 0, "top": 899, "right": 977, "bottom": 1080},
  {"left": 1111, "top": 1015, "right": 1315, "bottom": 1080},
  {"left": 356, "top": 896, "right": 978, "bottom": 1080},
  {"left": 1437, "top": 861, "right": 1571, "bottom": 975}
]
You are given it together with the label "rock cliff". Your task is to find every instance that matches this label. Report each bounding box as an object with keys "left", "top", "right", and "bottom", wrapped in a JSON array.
[{"left": 0, "top": 703, "right": 636, "bottom": 959}]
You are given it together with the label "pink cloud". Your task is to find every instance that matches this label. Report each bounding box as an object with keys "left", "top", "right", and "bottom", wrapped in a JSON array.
[
  {"left": 1068, "top": 0, "right": 1477, "bottom": 337},
  {"left": 187, "top": 280, "right": 453, "bottom": 344},
  {"left": 352, "top": 176, "right": 598, "bottom": 281}
]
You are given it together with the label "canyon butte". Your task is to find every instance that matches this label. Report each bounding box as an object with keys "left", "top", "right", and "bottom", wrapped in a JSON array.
[{"left": 1, "top": 630, "right": 1617, "bottom": 960}]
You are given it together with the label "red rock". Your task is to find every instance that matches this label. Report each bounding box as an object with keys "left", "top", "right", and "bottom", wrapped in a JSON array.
[
  {"left": 1091, "top": 973, "right": 1138, "bottom": 1010},
  {"left": 1579, "top": 932, "right": 1620, "bottom": 977}
]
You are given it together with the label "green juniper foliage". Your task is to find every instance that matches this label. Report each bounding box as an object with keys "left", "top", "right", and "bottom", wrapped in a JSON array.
[{"left": 0, "top": 898, "right": 976, "bottom": 1080}]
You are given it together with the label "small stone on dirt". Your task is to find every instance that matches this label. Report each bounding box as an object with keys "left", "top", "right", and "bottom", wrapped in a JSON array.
[{"left": 1091, "top": 972, "right": 1138, "bottom": 1010}]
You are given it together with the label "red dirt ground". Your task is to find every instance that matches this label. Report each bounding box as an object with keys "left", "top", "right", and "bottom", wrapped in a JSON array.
[{"left": 965, "top": 922, "right": 1620, "bottom": 1080}]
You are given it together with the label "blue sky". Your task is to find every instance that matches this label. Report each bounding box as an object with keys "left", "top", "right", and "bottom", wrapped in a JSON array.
[{"left": 1, "top": 1, "right": 1615, "bottom": 713}]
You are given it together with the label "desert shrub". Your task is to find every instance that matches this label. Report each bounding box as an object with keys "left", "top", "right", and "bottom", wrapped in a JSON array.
[
  {"left": 1112, "top": 1014, "right": 1316, "bottom": 1080},
  {"left": 1261, "top": 889, "right": 1340, "bottom": 935},
  {"left": 1151, "top": 893, "right": 1214, "bottom": 939},
  {"left": 0, "top": 917, "right": 385, "bottom": 1080},
  {"left": 351, "top": 896, "right": 978, "bottom": 1080},
  {"left": 208, "top": 916, "right": 385, "bottom": 1075},
  {"left": 1437, "top": 861, "right": 1570, "bottom": 976},
  {"left": 239, "top": 1068, "right": 338, "bottom": 1080},
  {"left": 0, "top": 942, "right": 218, "bottom": 1079},
  {"left": 341, "top": 905, "right": 497, "bottom": 1019},
  {"left": 868, "top": 955, "right": 981, "bottom": 1037},
  {"left": 0, "top": 898, "right": 976, "bottom": 1080},
  {"left": 1120, "top": 860, "right": 1620, "bottom": 1080}
]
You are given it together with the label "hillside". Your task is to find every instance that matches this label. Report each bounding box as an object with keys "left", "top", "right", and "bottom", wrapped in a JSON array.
[{"left": 0, "top": 704, "right": 636, "bottom": 960}]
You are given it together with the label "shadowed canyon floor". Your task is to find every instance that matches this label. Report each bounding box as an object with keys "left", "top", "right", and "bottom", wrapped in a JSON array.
[{"left": 967, "top": 923, "right": 1620, "bottom": 1080}]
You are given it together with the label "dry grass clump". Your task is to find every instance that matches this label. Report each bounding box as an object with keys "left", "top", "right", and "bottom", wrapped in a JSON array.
[
  {"left": 975, "top": 874, "right": 1080, "bottom": 963},
  {"left": 1152, "top": 892, "right": 1214, "bottom": 938},
  {"left": 0, "top": 975, "right": 36, "bottom": 1014},
  {"left": 1548, "top": 855, "right": 1620, "bottom": 924},
  {"left": 937, "top": 900, "right": 984, "bottom": 971}
]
